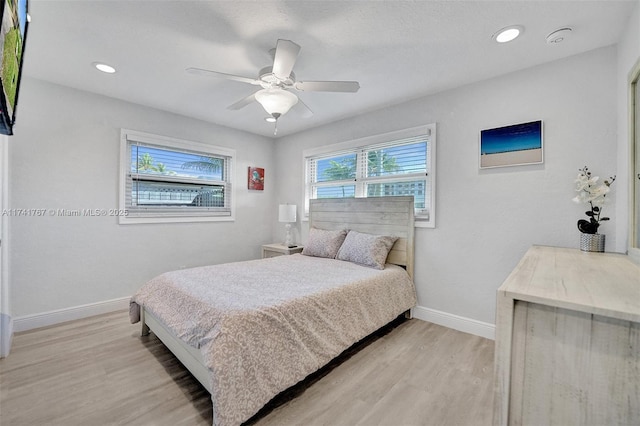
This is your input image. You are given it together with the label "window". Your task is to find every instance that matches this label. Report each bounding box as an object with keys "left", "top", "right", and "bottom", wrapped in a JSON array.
[
  {"left": 304, "top": 124, "right": 436, "bottom": 227},
  {"left": 119, "top": 129, "right": 235, "bottom": 224}
]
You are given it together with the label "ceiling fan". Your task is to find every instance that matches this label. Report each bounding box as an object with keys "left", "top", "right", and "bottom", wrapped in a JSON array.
[{"left": 186, "top": 39, "right": 360, "bottom": 132}]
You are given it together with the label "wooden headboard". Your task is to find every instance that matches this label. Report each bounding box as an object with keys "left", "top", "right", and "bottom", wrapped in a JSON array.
[{"left": 309, "top": 196, "right": 415, "bottom": 279}]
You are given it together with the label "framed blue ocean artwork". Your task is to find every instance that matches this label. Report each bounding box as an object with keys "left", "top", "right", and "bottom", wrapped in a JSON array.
[{"left": 479, "top": 120, "right": 543, "bottom": 169}]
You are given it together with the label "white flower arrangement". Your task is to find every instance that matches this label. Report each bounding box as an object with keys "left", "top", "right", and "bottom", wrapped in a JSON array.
[{"left": 572, "top": 166, "right": 615, "bottom": 234}]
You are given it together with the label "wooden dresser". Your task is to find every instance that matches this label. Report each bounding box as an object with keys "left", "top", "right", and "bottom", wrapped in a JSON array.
[{"left": 493, "top": 245, "right": 640, "bottom": 426}]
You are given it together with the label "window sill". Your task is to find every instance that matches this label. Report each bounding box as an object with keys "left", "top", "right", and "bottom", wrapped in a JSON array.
[
  {"left": 119, "top": 215, "right": 234, "bottom": 225},
  {"left": 414, "top": 220, "right": 435, "bottom": 229}
]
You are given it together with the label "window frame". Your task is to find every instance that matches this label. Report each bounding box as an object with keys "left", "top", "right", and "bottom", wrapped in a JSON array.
[
  {"left": 118, "top": 129, "right": 236, "bottom": 225},
  {"left": 303, "top": 124, "right": 436, "bottom": 228}
]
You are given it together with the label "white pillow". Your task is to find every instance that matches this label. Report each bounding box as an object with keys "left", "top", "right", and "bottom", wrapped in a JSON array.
[
  {"left": 336, "top": 230, "right": 398, "bottom": 269},
  {"left": 302, "top": 227, "right": 348, "bottom": 259}
]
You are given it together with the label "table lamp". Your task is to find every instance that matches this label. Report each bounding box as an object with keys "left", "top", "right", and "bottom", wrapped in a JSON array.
[{"left": 278, "top": 204, "right": 297, "bottom": 247}]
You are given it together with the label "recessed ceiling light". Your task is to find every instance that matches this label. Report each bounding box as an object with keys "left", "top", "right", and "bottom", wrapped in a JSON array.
[
  {"left": 93, "top": 62, "right": 116, "bottom": 74},
  {"left": 493, "top": 25, "right": 524, "bottom": 43}
]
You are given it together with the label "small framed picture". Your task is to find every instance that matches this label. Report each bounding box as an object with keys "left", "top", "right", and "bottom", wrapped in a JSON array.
[
  {"left": 480, "top": 120, "right": 543, "bottom": 169},
  {"left": 248, "top": 167, "right": 264, "bottom": 190}
]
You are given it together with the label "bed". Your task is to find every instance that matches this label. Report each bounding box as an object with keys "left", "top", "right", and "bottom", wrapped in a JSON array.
[{"left": 129, "top": 196, "right": 417, "bottom": 426}]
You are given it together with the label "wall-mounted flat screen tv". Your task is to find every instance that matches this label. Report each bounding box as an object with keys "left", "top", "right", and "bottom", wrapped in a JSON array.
[{"left": 0, "top": 0, "right": 28, "bottom": 135}]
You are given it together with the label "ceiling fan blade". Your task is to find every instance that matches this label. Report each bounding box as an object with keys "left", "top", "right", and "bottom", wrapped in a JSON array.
[
  {"left": 227, "top": 92, "right": 257, "bottom": 110},
  {"left": 272, "top": 39, "right": 301, "bottom": 80},
  {"left": 186, "top": 67, "right": 261, "bottom": 85},
  {"left": 294, "top": 80, "right": 360, "bottom": 93},
  {"left": 294, "top": 98, "right": 313, "bottom": 118}
]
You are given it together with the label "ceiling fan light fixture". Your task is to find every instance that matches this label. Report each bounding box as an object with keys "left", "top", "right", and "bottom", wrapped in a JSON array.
[
  {"left": 265, "top": 116, "right": 277, "bottom": 123},
  {"left": 255, "top": 88, "right": 298, "bottom": 116}
]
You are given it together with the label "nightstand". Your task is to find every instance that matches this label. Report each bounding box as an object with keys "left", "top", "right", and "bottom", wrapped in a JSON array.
[{"left": 262, "top": 243, "right": 304, "bottom": 258}]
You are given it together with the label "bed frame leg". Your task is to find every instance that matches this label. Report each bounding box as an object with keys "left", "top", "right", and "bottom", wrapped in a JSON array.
[
  {"left": 404, "top": 309, "right": 413, "bottom": 319},
  {"left": 140, "top": 309, "right": 150, "bottom": 336}
]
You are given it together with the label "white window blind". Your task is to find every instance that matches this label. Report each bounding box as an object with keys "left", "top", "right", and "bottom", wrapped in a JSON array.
[
  {"left": 308, "top": 151, "right": 357, "bottom": 199},
  {"left": 304, "top": 124, "right": 436, "bottom": 227},
  {"left": 119, "top": 130, "right": 235, "bottom": 224}
]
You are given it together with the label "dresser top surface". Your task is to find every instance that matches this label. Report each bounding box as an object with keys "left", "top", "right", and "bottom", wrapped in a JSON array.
[{"left": 499, "top": 245, "right": 640, "bottom": 322}]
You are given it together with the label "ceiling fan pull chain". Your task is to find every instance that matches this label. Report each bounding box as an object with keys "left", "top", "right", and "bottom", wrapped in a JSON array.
[{"left": 271, "top": 112, "right": 281, "bottom": 136}]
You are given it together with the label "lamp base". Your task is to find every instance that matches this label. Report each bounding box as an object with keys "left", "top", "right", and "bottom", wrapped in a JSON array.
[{"left": 284, "top": 223, "right": 294, "bottom": 247}]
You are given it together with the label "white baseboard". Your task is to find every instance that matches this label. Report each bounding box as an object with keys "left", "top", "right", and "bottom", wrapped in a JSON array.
[
  {"left": 13, "top": 297, "right": 130, "bottom": 333},
  {"left": 412, "top": 305, "right": 495, "bottom": 340},
  {"left": 10, "top": 298, "right": 494, "bottom": 341},
  {"left": 0, "top": 312, "right": 13, "bottom": 357}
]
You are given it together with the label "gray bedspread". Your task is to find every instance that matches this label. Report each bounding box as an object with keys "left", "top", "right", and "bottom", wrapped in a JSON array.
[{"left": 130, "top": 253, "right": 417, "bottom": 426}]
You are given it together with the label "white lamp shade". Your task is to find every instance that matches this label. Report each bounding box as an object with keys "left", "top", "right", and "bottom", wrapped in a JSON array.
[
  {"left": 278, "top": 204, "right": 297, "bottom": 223},
  {"left": 255, "top": 89, "right": 298, "bottom": 116}
]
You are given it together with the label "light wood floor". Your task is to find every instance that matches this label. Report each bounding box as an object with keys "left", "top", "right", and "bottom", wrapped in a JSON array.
[{"left": 0, "top": 310, "right": 495, "bottom": 426}]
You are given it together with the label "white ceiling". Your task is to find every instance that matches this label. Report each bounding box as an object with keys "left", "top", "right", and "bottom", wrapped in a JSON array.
[{"left": 23, "top": 1, "right": 637, "bottom": 138}]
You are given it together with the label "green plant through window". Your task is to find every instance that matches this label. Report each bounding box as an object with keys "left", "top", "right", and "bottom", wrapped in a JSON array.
[
  {"left": 129, "top": 144, "right": 227, "bottom": 208},
  {"left": 307, "top": 136, "right": 432, "bottom": 221}
]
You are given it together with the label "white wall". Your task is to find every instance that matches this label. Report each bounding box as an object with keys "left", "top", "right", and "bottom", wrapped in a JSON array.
[
  {"left": 274, "top": 46, "right": 618, "bottom": 327},
  {"left": 616, "top": 0, "right": 640, "bottom": 252},
  {"left": 0, "top": 135, "right": 10, "bottom": 356},
  {"left": 7, "top": 24, "right": 634, "bottom": 333},
  {"left": 9, "top": 77, "right": 276, "bottom": 318}
]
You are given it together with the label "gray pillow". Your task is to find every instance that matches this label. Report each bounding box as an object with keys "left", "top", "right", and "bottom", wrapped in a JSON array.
[
  {"left": 302, "top": 227, "right": 348, "bottom": 259},
  {"left": 336, "top": 230, "right": 398, "bottom": 269}
]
